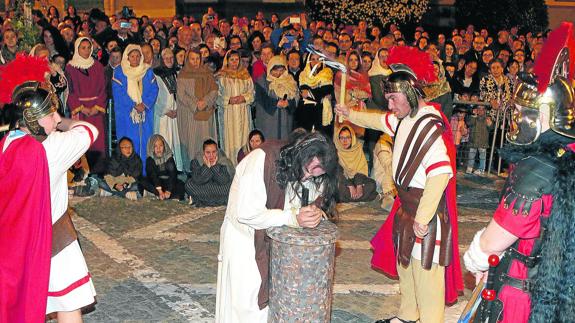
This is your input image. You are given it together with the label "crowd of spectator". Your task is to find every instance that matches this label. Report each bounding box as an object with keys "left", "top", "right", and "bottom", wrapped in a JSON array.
[{"left": 0, "top": 4, "right": 546, "bottom": 205}]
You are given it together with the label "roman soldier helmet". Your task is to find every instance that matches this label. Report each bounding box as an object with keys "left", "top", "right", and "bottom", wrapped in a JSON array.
[
  {"left": 507, "top": 22, "right": 575, "bottom": 145},
  {"left": 0, "top": 54, "right": 56, "bottom": 136},
  {"left": 383, "top": 46, "right": 438, "bottom": 116}
]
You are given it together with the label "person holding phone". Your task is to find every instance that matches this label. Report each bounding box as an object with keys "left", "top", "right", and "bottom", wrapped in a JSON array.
[{"left": 270, "top": 13, "right": 312, "bottom": 54}]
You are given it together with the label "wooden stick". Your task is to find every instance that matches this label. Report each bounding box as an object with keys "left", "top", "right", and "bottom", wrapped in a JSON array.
[{"left": 339, "top": 71, "right": 346, "bottom": 123}]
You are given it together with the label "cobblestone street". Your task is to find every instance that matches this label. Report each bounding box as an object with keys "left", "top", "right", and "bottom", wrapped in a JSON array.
[{"left": 69, "top": 172, "right": 503, "bottom": 322}]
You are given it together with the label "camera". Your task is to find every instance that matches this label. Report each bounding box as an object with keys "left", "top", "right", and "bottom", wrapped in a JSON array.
[
  {"left": 120, "top": 21, "right": 132, "bottom": 29},
  {"left": 289, "top": 17, "right": 300, "bottom": 24}
]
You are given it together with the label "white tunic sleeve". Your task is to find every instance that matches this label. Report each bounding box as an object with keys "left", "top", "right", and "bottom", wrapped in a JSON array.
[
  {"left": 43, "top": 121, "right": 98, "bottom": 176},
  {"left": 231, "top": 149, "right": 297, "bottom": 231}
]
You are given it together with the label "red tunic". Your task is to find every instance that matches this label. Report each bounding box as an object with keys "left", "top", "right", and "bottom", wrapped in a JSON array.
[
  {"left": 0, "top": 133, "right": 52, "bottom": 322},
  {"left": 65, "top": 61, "right": 107, "bottom": 154}
]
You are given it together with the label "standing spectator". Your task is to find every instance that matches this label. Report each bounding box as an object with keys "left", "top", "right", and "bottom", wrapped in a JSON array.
[
  {"left": 174, "top": 47, "right": 186, "bottom": 71},
  {"left": 367, "top": 48, "right": 391, "bottom": 110},
  {"left": 41, "top": 27, "right": 71, "bottom": 61},
  {"left": 190, "top": 22, "right": 204, "bottom": 48},
  {"left": 104, "top": 46, "right": 122, "bottom": 101},
  {"left": 47, "top": 5, "right": 60, "bottom": 21},
  {"left": 66, "top": 37, "right": 107, "bottom": 173},
  {"left": 177, "top": 49, "right": 219, "bottom": 166},
  {"left": 29, "top": 44, "right": 69, "bottom": 117},
  {"left": 465, "top": 105, "right": 493, "bottom": 175},
  {"left": 479, "top": 59, "right": 512, "bottom": 115},
  {"left": 112, "top": 44, "right": 159, "bottom": 163},
  {"left": 464, "top": 35, "right": 486, "bottom": 63},
  {"left": 423, "top": 61, "right": 454, "bottom": 118},
  {"left": 287, "top": 49, "right": 301, "bottom": 82},
  {"left": 64, "top": 5, "right": 81, "bottom": 28},
  {"left": 254, "top": 55, "right": 299, "bottom": 140},
  {"left": 185, "top": 139, "right": 234, "bottom": 206},
  {"left": 454, "top": 59, "right": 480, "bottom": 95},
  {"left": 153, "top": 48, "right": 184, "bottom": 171},
  {"left": 237, "top": 129, "right": 265, "bottom": 163},
  {"left": 0, "top": 29, "right": 18, "bottom": 64},
  {"left": 174, "top": 26, "right": 192, "bottom": 52},
  {"left": 440, "top": 40, "right": 458, "bottom": 65},
  {"left": 296, "top": 52, "right": 334, "bottom": 134},
  {"left": 216, "top": 50, "right": 255, "bottom": 165},
  {"left": 141, "top": 134, "right": 185, "bottom": 200},
  {"left": 450, "top": 108, "right": 469, "bottom": 166},
  {"left": 141, "top": 43, "right": 158, "bottom": 67},
  {"left": 506, "top": 59, "right": 520, "bottom": 91}
]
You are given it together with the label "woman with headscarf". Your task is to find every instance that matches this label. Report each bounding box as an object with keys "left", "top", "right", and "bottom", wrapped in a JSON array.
[
  {"left": 153, "top": 48, "right": 184, "bottom": 171},
  {"left": 334, "top": 50, "right": 371, "bottom": 134},
  {"left": 216, "top": 49, "right": 255, "bottom": 166},
  {"left": 176, "top": 49, "right": 219, "bottom": 168},
  {"left": 296, "top": 51, "right": 334, "bottom": 134},
  {"left": 99, "top": 137, "right": 142, "bottom": 200},
  {"left": 112, "top": 44, "right": 159, "bottom": 165},
  {"left": 335, "top": 125, "right": 377, "bottom": 202},
  {"left": 254, "top": 55, "right": 298, "bottom": 140},
  {"left": 141, "top": 134, "right": 185, "bottom": 200},
  {"left": 366, "top": 47, "right": 391, "bottom": 110},
  {"left": 65, "top": 37, "right": 107, "bottom": 172},
  {"left": 237, "top": 129, "right": 265, "bottom": 164}
]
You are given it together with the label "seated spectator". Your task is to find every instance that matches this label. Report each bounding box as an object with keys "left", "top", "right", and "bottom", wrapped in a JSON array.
[
  {"left": 140, "top": 134, "right": 185, "bottom": 200},
  {"left": 237, "top": 129, "right": 265, "bottom": 163},
  {"left": 185, "top": 139, "right": 234, "bottom": 206},
  {"left": 99, "top": 137, "right": 142, "bottom": 200},
  {"left": 335, "top": 126, "right": 377, "bottom": 202},
  {"left": 67, "top": 154, "right": 97, "bottom": 196}
]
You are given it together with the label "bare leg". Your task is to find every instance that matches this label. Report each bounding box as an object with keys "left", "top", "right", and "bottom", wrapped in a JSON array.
[{"left": 57, "top": 309, "right": 83, "bottom": 323}]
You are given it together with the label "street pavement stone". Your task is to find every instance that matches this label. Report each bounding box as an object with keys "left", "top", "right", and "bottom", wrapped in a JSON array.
[{"left": 69, "top": 171, "right": 499, "bottom": 322}]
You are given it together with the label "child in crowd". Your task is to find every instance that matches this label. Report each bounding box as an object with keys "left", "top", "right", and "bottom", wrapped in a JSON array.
[{"left": 466, "top": 104, "right": 493, "bottom": 175}]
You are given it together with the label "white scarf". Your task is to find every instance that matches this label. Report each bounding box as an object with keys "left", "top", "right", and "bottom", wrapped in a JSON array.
[
  {"left": 68, "top": 37, "right": 95, "bottom": 70},
  {"left": 266, "top": 55, "right": 299, "bottom": 100},
  {"left": 121, "top": 44, "right": 149, "bottom": 105},
  {"left": 368, "top": 48, "right": 392, "bottom": 77}
]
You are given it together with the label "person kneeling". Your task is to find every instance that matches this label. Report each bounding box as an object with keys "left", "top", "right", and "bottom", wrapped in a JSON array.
[
  {"left": 185, "top": 139, "right": 234, "bottom": 206},
  {"left": 141, "top": 134, "right": 186, "bottom": 200},
  {"left": 335, "top": 125, "right": 378, "bottom": 202}
]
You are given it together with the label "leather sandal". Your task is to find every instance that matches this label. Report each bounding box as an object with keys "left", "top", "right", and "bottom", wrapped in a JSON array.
[{"left": 375, "top": 317, "right": 417, "bottom": 323}]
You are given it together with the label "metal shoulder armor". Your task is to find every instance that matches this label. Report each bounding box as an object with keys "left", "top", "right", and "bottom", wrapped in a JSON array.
[{"left": 501, "top": 155, "right": 557, "bottom": 215}]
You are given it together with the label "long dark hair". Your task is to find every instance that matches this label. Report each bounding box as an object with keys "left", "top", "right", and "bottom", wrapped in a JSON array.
[
  {"left": 504, "top": 132, "right": 575, "bottom": 321},
  {"left": 41, "top": 26, "right": 71, "bottom": 61},
  {"left": 275, "top": 131, "right": 339, "bottom": 217}
]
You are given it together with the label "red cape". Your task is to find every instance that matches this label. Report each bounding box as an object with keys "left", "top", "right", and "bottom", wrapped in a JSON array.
[
  {"left": 370, "top": 103, "right": 464, "bottom": 304},
  {"left": 0, "top": 133, "right": 52, "bottom": 322}
]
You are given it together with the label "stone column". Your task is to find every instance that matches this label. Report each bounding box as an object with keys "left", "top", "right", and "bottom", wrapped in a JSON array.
[{"left": 267, "top": 220, "right": 338, "bottom": 322}]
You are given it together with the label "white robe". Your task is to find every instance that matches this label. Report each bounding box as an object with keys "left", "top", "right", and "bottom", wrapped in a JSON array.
[
  {"left": 216, "top": 75, "right": 254, "bottom": 166},
  {"left": 215, "top": 149, "right": 322, "bottom": 323},
  {"left": 43, "top": 122, "right": 98, "bottom": 313},
  {"left": 153, "top": 76, "right": 184, "bottom": 171}
]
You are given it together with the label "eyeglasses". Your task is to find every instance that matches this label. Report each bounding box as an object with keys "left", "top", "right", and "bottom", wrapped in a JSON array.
[{"left": 339, "top": 136, "right": 351, "bottom": 140}]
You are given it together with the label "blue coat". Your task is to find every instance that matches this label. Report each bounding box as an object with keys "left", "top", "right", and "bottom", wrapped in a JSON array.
[{"left": 112, "top": 67, "right": 159, "bottom": 169}]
